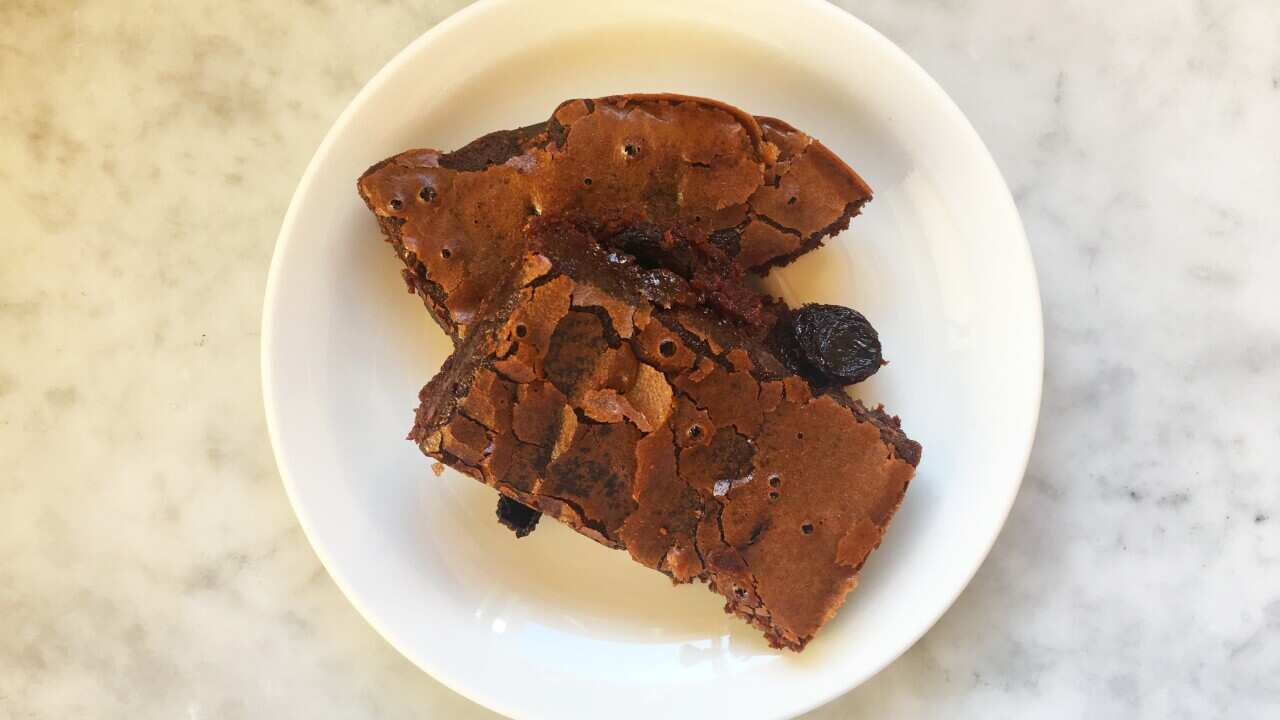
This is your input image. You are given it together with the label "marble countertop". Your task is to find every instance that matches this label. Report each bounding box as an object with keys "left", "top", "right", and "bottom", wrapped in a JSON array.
[{"left": 2, "top": 1, "right": 1277, "bottom": 717}]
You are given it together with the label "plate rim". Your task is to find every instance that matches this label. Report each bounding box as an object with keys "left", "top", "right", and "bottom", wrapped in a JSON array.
[{"left": 261, "top": 0, "right": 1044, "bottom": 717}]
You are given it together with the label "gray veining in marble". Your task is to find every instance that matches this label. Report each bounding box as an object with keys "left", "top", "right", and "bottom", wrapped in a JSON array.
[{"left": 1, "top": 1, "right": 1277, "bottom": 718}]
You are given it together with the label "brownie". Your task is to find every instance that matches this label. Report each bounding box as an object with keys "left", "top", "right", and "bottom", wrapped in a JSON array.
[
  {"left": 407, "top": 218, "right": 919, "bottom": 651},
  {"left": 357, "top": 95, "right": 919, "bottom": 651},
  {"left": 356, "top": 94, "right": 873, "bottom": 341}
]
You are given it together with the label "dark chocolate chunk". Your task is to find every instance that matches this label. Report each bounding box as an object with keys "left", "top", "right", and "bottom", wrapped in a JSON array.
[{"left": 496, "top": 495, "right": 542, "bottom": 538}]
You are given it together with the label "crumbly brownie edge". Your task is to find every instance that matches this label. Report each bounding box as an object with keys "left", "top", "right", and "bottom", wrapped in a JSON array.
[{"left": 356, "top": 176, "right": 458, "bottom": 338}]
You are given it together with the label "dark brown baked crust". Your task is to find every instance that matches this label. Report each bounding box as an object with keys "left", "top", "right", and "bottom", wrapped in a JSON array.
[
  {"left": 408, "top": 218, "right": 918, "bottom": 651},
  {"left": 356, "top": 94, "right": 872, "bottom": 341}
]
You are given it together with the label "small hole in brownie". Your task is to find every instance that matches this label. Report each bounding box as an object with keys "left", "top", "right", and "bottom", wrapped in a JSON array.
[
  {"left": 419, "top": 186, "right": 437, "bottom": 202},
  {"left": 768, "top": 491, "right": 780, "bottom": 501},
  {"left": 768, "top": 474, "right": 781, "bottom": 488},
  {"left": 659, "top": 339, "right": 677, "bottom": 357},
  {"left": 389, "top": 198, "right": 403, "bottom": 211},
  {"left": 583, "top": 177, "right": 593, "bottom": 185},
  {"left": 688, "top": 425, "right": 703, "bottom": 440},
  {"left": 796, "top": 432, "right": 804, "bottom": 440},
  {"left": 623, "top": 143, "right": 638, "bottom": 157},
  {"left": 787, "top": 196, "right": 797, "bottom": 205},
  {"left": 514, "top": 324, "right": 527, "bottom": 338},
  {"left": 440, "top": 248, "right": 452, "bottom": 259},
  {"left": 801, "top": 522, "right": 814, "bottom": 535}
]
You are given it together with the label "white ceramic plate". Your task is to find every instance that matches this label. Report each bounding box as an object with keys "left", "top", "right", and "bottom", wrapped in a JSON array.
[{"left": 262, "top": 1, "right": 1042, "bottom": 718}]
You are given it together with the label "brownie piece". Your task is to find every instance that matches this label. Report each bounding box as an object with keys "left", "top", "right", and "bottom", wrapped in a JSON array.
[
  {"left": 356, "top": 94, "right": 873, "bottom": 341},
  {"left": 409, "top": 218, "right": 919, "bottom": 651}
]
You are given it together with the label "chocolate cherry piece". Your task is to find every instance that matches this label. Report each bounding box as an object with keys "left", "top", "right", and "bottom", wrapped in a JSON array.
[{"left": 791, "top": 304, "right": 882, "bottom": 385}]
